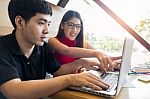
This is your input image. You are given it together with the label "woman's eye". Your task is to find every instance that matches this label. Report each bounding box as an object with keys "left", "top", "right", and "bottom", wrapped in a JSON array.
[
  {"left": 77, "top": 25, "right": 81, "bottom": 28},
  {"left": 68, "top": 24, "right": 74, "bottom": 27}
]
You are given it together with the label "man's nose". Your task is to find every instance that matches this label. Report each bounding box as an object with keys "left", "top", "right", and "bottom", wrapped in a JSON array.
[{"left": 43, "top": 25, "right": 49, "bottom": 34}]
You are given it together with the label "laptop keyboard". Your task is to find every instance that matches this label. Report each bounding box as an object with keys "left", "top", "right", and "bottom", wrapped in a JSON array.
[
  {"left": 84, "top": 70, "right": 119, "bottom": 92},
  {"left": 101, "top": 73, "right": 118, "bottom": 91}
]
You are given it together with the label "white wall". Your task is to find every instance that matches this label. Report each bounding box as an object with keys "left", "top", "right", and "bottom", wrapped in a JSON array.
[
  {"left": 0, "top": 0, "right": 13, "bottom": 35},
  {"left": 49, "top": 4, "right": 67, "bottom": 37}
]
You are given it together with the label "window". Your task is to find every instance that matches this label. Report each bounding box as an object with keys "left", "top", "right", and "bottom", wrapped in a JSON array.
[{"left": 65, "top": 0, "right": 150, "bottom": 67}]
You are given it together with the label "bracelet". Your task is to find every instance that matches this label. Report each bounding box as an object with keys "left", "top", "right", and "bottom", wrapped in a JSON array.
[
  {"left": 74, "top": 66, "right": 87, "bottom": 73},
  {"left": 74, "top": 66, "right": 82, "bottom": 74},
  {"left": 78, "top": 67, "right": 87, "bottom": 73}
]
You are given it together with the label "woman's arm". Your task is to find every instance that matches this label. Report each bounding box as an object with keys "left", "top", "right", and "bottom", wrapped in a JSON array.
[
  {"left": 48, "top": 38, "right": 121, "bottom": 72},
  {"left": 48, "top": 38, "right": 101, "bottom": 58}
]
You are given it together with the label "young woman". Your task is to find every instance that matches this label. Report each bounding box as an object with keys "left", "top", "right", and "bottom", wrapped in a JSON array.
[{"left": 48, "top": 10, "right": 121, "bottom": 72}]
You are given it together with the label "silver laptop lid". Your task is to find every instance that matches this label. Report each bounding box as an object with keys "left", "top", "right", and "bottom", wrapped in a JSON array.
[{"left": 116, "top": 37, "right": 134, "bottom": 96}]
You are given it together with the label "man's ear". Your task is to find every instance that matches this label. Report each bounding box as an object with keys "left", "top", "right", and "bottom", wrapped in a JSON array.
[{"left": 15, "top": 16, "right": 25, "bottom": 29}]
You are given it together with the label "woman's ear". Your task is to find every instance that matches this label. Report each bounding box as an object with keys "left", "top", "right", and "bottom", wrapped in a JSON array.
[
  {"left": 60, "top": 23, "right": 64, "bottom": 29},
  {"left": 15, "top": 15, "right": 24, "bottom": 30}
]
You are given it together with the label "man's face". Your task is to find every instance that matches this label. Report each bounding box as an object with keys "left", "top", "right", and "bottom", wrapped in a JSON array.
[{"left": 22, "top": 13, "right": 51, "bottom": 46}]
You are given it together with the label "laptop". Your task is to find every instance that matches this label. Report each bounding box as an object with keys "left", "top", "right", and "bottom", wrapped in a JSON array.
[{"left": 69, "top": 37, "right": 134, "bottom": 98}]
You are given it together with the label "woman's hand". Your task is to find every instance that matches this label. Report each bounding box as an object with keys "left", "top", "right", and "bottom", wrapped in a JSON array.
[
  {"left": 112, "top": 59, "right": 121, "bottom": 70},
  {"left": 95, "top": 51, "right": 122, "bottom": 72}
]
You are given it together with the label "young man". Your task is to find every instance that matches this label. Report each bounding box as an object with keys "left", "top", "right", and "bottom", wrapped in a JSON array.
[{"left": 0, "top": 0, "right": 109, "bottom": 98}]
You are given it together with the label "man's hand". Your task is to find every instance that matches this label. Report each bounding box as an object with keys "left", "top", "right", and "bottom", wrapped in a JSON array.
[
  {"left": 74, "top": 59, "right": 100, "bottom": 71},
  {"left": 69, "top": 72, "right": 109, "bottom": 90}
]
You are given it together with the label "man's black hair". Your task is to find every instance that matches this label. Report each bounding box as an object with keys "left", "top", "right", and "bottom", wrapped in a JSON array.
[{"left": 8, "top": 0, "right": 52, "bottom": 28}]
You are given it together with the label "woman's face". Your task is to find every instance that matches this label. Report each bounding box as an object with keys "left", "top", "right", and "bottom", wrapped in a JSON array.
[{"left": 62, "top": 17, "right": 81, "bottom": 40}]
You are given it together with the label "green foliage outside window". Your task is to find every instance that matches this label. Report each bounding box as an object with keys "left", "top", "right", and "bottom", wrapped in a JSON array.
[
  {"left": 85, "top": 32, "right": 122, "bottom": 52},
  {"left": 135, "top": 19, "right": 150, "bottom": 43}
]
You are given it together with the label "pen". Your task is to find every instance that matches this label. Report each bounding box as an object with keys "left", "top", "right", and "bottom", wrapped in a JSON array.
[{"left": 128, "top": 72, "right": 150, "bottom": 75}]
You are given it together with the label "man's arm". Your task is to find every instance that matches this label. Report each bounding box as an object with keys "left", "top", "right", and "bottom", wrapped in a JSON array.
[
  {"left": 53, "top": 59, "right": 84, "bottom": 76},
  {"left": 0, "top": 76, "right": 71, "bottom": 99},
  {"left": 0, "top": 71, "right": 109, "bottom": 99}
]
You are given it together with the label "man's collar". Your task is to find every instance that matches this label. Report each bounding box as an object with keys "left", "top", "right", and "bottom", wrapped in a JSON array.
[{"left": 8, "top": 29, "right": 41, "bottom": 57}]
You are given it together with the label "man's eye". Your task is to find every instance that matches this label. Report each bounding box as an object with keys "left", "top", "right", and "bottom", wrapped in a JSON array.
[
  {"left": 39, "top": 22, "right": 44, "bottom": 25},
  {"left": 48, "top": 23, "right": 50, "bottom": 26}
]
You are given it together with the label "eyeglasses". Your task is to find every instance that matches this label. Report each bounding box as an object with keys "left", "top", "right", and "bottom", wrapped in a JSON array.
[{"left": 64, "top": 22, "right": 81, "bottom": 30}]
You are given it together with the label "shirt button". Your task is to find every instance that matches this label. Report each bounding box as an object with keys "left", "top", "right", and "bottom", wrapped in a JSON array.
[{"left": 27, "top": 62, "right": 30, "bottom": 65}]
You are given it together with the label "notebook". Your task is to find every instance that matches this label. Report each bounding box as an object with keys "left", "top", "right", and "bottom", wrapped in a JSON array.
[{"left": 69, "top": 37, "right": 134, "bottom": 98}]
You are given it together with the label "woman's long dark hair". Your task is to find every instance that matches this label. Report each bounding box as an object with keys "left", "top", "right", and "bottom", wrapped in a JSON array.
[{"left": 56, "top": 10, "right": 84, "bottom": 48}]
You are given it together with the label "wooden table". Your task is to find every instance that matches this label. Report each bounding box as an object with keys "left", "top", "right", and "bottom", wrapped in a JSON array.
[{"left": 49, "top": 75, "right": 150, "bottom": 99}]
